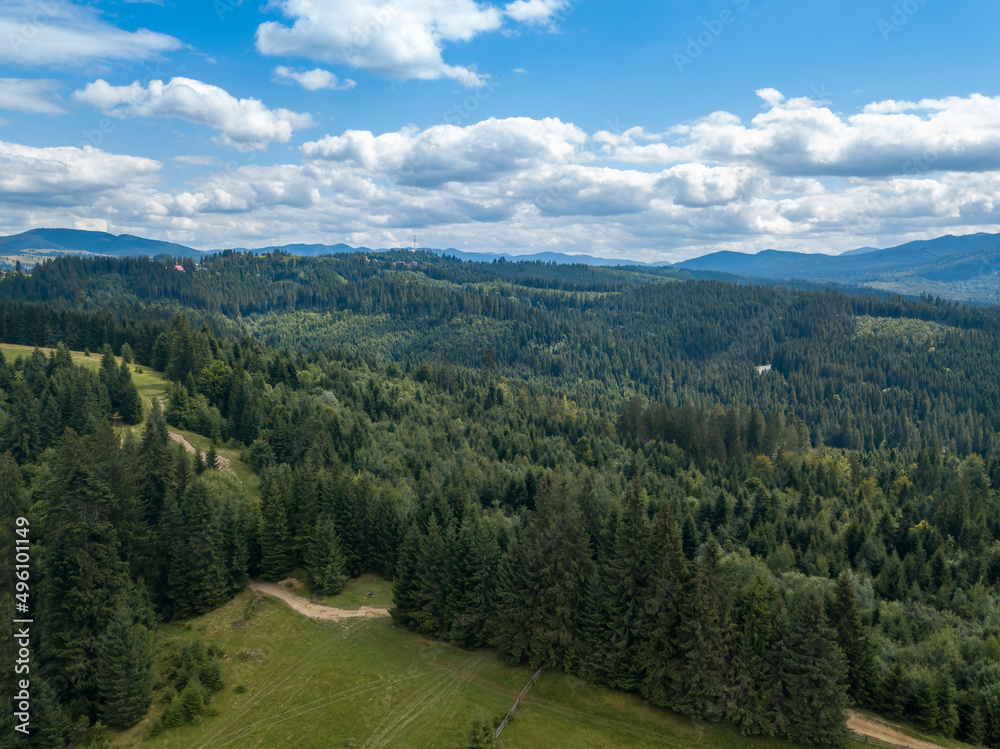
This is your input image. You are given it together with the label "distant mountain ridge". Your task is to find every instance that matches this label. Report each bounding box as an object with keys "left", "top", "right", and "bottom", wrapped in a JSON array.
[
  {"left": 0, "top": 228, "right": 206, "bottom": 259},
  {"left": 1, "top": 227, "right": 997, "bottom": 304}
]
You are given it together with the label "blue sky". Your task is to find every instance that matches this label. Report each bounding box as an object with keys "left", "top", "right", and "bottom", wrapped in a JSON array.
[{"left": 1, "top": 0, "right": 999, "bottom": 259}]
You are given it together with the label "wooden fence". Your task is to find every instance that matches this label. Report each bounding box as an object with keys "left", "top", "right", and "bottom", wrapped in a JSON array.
[{"left": 493, "top": 667, "right": 545, "bottom": 741}]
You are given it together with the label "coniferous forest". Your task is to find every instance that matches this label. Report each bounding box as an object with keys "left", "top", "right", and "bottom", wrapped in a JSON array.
[{"left": 1, "top": 251, "right": 1000, "bottom": 747}]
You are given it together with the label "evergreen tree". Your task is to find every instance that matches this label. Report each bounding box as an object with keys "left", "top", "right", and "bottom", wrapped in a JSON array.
[
  {"left": 411, "top": 515, "right": 449, "bottom": 636},
  {"left": 827, "top": 571, "right": 878, "bottom": 707},
  {"left": 391, "top": 525, "right": 422, "bottom": 627},
  {"left": 674, "top": 538, "right": 735, "bottom": 722},
  {"left": 729, "top": 562, "right": 781, "bottom": 735},
  {"left": 35, "top": 431, "right": 133, "bottom": 711},
  {"left": 774, "top": 595, "right": 849, "bottom": 747},
  {"left": 521, "top": 480, "right": 594, "bottom": 671},
  {"left": 167, "top": 478, "right": 228, "bottom": 617},
  {"left": 96, "top": 605, "right": 154, "bottom": 728},
  {"left": 640, "top": 503, "right": 689, "bottom": 709},
  {"left": 305, "top": 514, "right": 348, "bottom": 595},
  {"left": 0, "top": 454, "right": 28, "bottom": 584},
  {"left": 259, "top": 467, "right": 294, "bottom": 581},
  {"left": 596, "top": 483, "right": 650, "bottom": 691}
]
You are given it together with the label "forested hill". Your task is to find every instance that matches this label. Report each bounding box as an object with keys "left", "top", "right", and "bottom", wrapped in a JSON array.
[
  {"left": 1, "top": 252, "right": 999, "bottom": 747},
  {"left": 2, "top": 250, "right": 999, "bottom": 454}
]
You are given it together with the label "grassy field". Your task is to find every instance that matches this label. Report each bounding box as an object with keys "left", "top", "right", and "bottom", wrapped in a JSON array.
[{"left": 107, "top": 584, "right": 881, "bottom": 749}]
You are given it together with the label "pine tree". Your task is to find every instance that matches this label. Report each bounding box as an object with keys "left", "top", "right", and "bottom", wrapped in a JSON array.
[
  {"left": 675, "top": 538, "right": 735, "bottom": 722},
  {"left": 827, "top": 571, "right": 878, "bottom": 707},
  {"left": 466, "top": 712, "right": 495, "bottom": 749},
  {"left": 259, "top": 467, "right": 294, "bottom": 581},
  {"left": 491, "top": 533, "right": 535, "bottom": 665},
  {"left": 596, "top": 483, "right": 650, "bottom": 691},
  {"left": 391, "top": 525, "right": 422, "bottom": 627},
  {"left": 774, "top": 595, "right": 849, "bottom": 747},
  {"left": 934, "top": 673, "right": 960, "bottom": 738},
  {"left": 118, "top": 363, "right": 143, "bottom": 425},
  {"left": 35, "top": 431, "right": 133, "bottom": 709},
  {"left": 729, "top": 562, "right": 780, "bottom": 735},
  {"left": 306, "top": 515, "right": 348, "bottom": 595},
  {"left": 28, "top": 680, "right": 72, "bottom": 748},
  {"left": 0, "top": 454, "right": 28, "bottom": 584},
  {"left": 411, "top": 515, "right": 449, "bottom": 636},
  {"left": 521, "top": 480, "right": 594, "bottom": 671},
  {"left": 96, "top": 605, "right": 154, "bottom": 728},
  {"left": 167, "top": 478, "right": 228, "bottom": 617},
  {"left": 640, "top": 503, "right": 689, "bottom": 709}
]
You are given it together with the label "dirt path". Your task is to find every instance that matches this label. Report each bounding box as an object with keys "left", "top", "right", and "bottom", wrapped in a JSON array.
[
  {"left": 169, "top": 431, "right": 233, "bottom": 471},
  {"left": 848, "top": 710, "right": 950, "bottom": 749},
  {"left": 249, "top": 581, "right": 391, "bottom": 622}
]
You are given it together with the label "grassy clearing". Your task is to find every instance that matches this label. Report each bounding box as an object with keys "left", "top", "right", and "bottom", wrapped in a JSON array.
[
  {"left": 0, "top": 342, "right": 259, "bottom": 497},
  {"left": 113, "top": 590, "right": 522, "bottom": 749},
  {"left": 287, "top": 571, "right": 395, "bottom": 610},
  {"left": 110, "top": 584, "right": 872, "bottom": 749}
]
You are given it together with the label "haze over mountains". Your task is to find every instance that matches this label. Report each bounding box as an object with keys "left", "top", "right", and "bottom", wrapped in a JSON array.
[{"left": 1, "top": 227, "right": 997, "bottom": 304}]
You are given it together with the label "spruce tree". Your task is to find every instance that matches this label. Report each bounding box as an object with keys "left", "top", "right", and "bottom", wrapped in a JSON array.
[
  {"left": 96, "top": 605, "right": 154, "bottom": 728},
  {"left": 306, "top": 515, "right": 348, "bottom": 595},
  {"left": 259, "top": 467, "right": 294, "bottom": 581},
  {"left": 521, "top": 480, "right": 594, "bottom": 671},
  {"left": 167, "top": 479, "right": 228, "bottom": 617},
  {"left": 597, "top": 483, "right": 650, "bottom": 691},
  {"left": 391, "top": 525, "right": 422, "bottom": 626},
  {"left": 35, "top": 431, "right": 133, "bottom": 711},
  {"left": 675, "top": 538, "right": 734, "bottom": 722},
  {"left": 640, "top": 503, "right": 689, "bottom": 709},
  {"left": 728, "top": 562, "right": 780, "bottom": 735},
  {"left": 774, "top": 595, "right": 849, "bottom": 747},
  {"left": 0, "top": 454, "right": 28, "bottom": 584},
  {"left": 827, "top": 571, "right": 878, "bottom": 706},
  {"left": 411, "top": 515, "right": 449, "bottom": 636}
]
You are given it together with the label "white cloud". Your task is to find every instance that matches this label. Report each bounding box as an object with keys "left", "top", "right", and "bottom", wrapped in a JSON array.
[
  {"left": 504, "top": 0, "right": 571, "bottom": 25},
  {"left": 256, "top": 0, "right": 571, "bottom": 87},
  {"left": 74, "top": 77, "right": 315, "bottom": 151},
  {"left": 4, "top": 91, "right": 1000, "bottom": 261},
  {"left": 602, "top": 90, "right": 1000, "bottom": 178},
  {"left": 301, "top": 116, "right": 587, "bottom": 186},
  {"left": 0, "top": 139, "right": 160, "bottom": 204},
  {"left": 0, "top": 78, "right": 65, "bottom": 114},
  {"left": 273, "top": 66, "right": 356, "bottom": 91},
  {"left": 0, "top": 1, "right": 180, "bottom": 67}
]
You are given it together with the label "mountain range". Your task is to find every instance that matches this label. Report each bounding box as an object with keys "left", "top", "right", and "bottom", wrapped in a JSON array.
[{"left": 1, "top": 227, "right": 997, "bottom": 304}]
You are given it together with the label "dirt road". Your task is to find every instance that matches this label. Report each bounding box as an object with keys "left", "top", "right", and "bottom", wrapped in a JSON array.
[
  {"left": 169, "top": 431, "right": 233, "bottom": 471},
  {"left": 249, "top": 581, "right": 391, "bottom": 622},
  {"left": 848, "top": 710, "right": 950, "bottom": 749}
]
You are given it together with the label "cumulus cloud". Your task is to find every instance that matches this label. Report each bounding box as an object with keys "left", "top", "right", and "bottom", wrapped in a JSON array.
[
  {"left": 73, "top": 77, "right": 314, "bottom": 151},
  {"left": 301, "top": 116, "right": 587, "bottom": 186},
  {"left": 0, "top": 1, "right": 180, "bottom": 67},
  {"left": 0, "top": 78, "right": 66, "bottom": 114},
  {"left": 505, "top": 0, "right": 572, "bottom": 24},
  {"left": 273, "top": 66, "right": 356, "bottom": 91},
  {"left": 256, "top": 0, "right": 574, "bottom": 86},
  {"left": 4, "top": 90, "right": 1000, "bottom": 260},
  {"left": 0, "top": 139, "right": 160, "bottom": 204},
  {"left": 600, "top": 90, "right": 1000, "bottom": 178}
]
